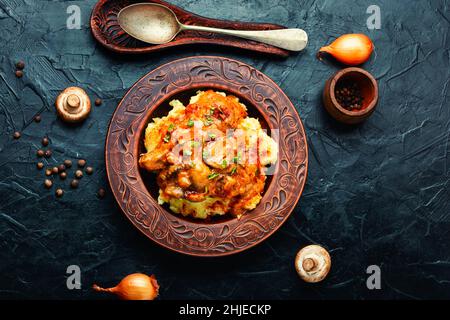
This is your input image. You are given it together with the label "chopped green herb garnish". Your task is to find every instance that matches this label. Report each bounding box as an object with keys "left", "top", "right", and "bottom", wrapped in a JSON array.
[
  {"left": 208, "top": 133, "right": 216, "bottom": 139},
  {"left": 183, "top": 149, "right": 192, "bottom": 156},
  {"left": 187, "top": 119, "right": 194, "bottom": 127},
  {"left": 221, "top": 159, "right": 227, "bottom": 168},
  {"left": 204, "top": 116, "right": 213, "bottom": 126},
  {"left": 191, "top": 141, "right": 200, "bottom": 147},
  {"left": 233, "top": 151, "right": 243, "bottom": 163},
  {"left": 208, "top": 172, "right": 220, "bottom": 180},
  {"left": 202, "top": 150, "right": 209, "bottom": 159},
  {"left": 163, "top": 133, "right": 171, "bottom": 143},
  {"left": 233, "top": 153, "right": 242, "bottom": 163},
  {"left": 231, "top": 166, "right": 237, "bottom": 175},
  {"left": 167, "top": 124, "right": 175, "bottom": 132},
  {"left": 209, "top": 107, "right": 216, "bottom": 115}
]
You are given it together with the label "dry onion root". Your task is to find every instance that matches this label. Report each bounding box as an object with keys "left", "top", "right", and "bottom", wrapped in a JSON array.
[
  {"left": 317, "top": 34, "right": 374, "bottom": 66},
  {"left": 93, "top": 273, "right": 159, "bottom": 300}
]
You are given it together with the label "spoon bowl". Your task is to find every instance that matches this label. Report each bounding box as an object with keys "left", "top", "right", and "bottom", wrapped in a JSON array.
[{"left": 118, "top": 3, "right": 180, "bottom": 44}]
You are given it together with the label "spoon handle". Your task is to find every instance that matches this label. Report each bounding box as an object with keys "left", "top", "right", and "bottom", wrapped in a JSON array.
[{"left": 179, "top": 24, "right": 308, "bottom": 51}]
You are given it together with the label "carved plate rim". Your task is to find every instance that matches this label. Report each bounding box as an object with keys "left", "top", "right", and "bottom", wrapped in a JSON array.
[{"left": 105, "top": 56, "right": 308, "bottom": 257}]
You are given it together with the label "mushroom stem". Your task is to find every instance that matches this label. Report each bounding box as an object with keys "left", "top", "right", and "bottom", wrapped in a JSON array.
[
  {"left": 67, "top": 94, "right": 80, "bottom": 109},
  {"left": 302, "top": 257, "right": 317, "bottom": 272}
]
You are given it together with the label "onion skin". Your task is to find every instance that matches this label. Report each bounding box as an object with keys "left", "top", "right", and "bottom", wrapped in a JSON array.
[
  {"left": 93, "top": 273, "right": 159, "bottom": 300},
  {"left": 318, "top": 34, "right": 374, "bottom": 66}
]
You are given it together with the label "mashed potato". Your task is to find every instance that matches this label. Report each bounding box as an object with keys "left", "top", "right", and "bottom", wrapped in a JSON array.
[{"left": 139, "top": 90, "right": 278, "bottom": 219}]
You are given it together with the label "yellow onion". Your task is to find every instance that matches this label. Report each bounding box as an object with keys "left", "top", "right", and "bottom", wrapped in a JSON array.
[
  {"left": 93, "top": 273, "right": 159, "bottom": 300},
  {"left": 318, "top": 34, "right": 374, "bottom": 66}
]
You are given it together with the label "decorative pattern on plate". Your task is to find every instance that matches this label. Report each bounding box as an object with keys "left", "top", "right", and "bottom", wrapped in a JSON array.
[
  {"left": 105, "top": 56, "right": 308, "bottom": 256},
  {"left": 90, "top": 0, "right": 290, "bottom": 57}
]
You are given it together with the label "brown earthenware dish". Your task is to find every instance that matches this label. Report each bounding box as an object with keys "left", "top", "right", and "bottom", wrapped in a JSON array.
[
  {"left": 105, "top": 56, "right": 308, "bottom": 256},
  {"left": 323, "top": 67, "right": 378, "bottom": 124},
  {"left": 91, "top": 0, "right": 290, "bottom": 57}
]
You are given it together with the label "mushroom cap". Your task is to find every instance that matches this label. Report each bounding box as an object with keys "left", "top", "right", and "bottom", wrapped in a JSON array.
[
  {"left": 55, "top": 87, "right": 91, "bottom": 123},
  {"left": 295, "top": 244, "right": 331, "bottom": 283}
]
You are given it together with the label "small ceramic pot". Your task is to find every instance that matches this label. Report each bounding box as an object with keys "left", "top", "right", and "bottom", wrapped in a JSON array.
[{"left": 323, "top": 67, "right": 378, "bottom": 124}]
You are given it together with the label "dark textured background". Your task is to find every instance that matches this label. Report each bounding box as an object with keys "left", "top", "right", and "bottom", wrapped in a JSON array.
[{"left": 0, "top": 0, "right": 449, "bottom": 300}]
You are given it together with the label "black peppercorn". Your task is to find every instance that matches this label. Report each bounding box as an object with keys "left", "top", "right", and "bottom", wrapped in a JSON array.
[
  {"left": 97, "top": 188, "right": 106, "bottom": 199},
  {"left": 44, "top": 179, "right": 53, "bottom": 189},
  {"left": 37, "top": 149, "right": 45, "bottom": 157},
  {"left": 52, "top": 167, "right": 59, "bottom": 174},
  {"left": 75, "top": 170, "right": 83, "bottom": 179},
  {"left": 42, "top": 137, "right": 49, "bottom": 146},
  {"left": 95, "top": 98, "right": 102, "bottom": 106},
  {"left": 64, "top": 159, "right": 72, "bottom": 168},
  {"left": 13, "top": 131, "right": 21, "bottom": 139},
  {"left": 45, "top": 168, "right": 52, "bottom": 176},
  {"left": 16, "top": 61, "right": 25, "bottom": 70},
  {"left": 60, "top": 172, "right": 67, "bottom": 180},
  {"left": 58, "top": 164, "right": 66, "bottom": 172},
  {"left": 37, "top": 162, "right": 44, "bottom": 170},
  {"left": 34, "top": 115, "right": 41, "bottom": 123},
  {"left": 70, "top": 179, "right": 79, "bottom": 189},
  {"left": 44, "top": 149, "right": 52, "bottom": 158},
  {"left": 55, "top": 188, "right": 64, "bottom": 197},
  {"left": 335, "top": 81, "right": 364, "bottom": 111},
  {"left": 77, "top": 159, "right": 86, "bottom": 168},
  {"left": 15, "top": 70, "right": 23, "bottom": 78},
  {"left": 85, "top": 167, "right": 94, "bottom": 175}
]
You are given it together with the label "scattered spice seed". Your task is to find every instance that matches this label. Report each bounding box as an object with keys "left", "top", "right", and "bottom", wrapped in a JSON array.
[
  {"left": 44, "top": 149, "right": 52, "bottom": 158},
  {"left": 85, "top": 166, "right": 94, "bottom": 175},
  {"left": 44, "top": 179, "right": 53, "bottom": 189},
  {"left": 55, "top": 188, "right": 64, "bottom": 197},
  {"left": 37, "top": 149, "right": 45, "bottom": 157},
  {"left": 97, "top": 188, "right": 106, "bottom": 199},
  {"left": 16, "top": 61, "right": 25, "bottom": 70},
  {"left": 70, "top": 179, "right": 79, "bottom": 189},
  {"left": 45, "top": 168, "right": 52, "bottom": 176},
  {"left": 77, "top": 159, "right": 86, "bottom": 168},
  {"left": 37, "top": 162, "right": 44, "bottom": 170},
  {"left": 95, "top": 98, "right": 102, "bottom": 106},
  {"left": 52, "top": 167, "right": 59, "bottom": 174},
  {"left": 41, "top": 137, "right": 49, "bottom": 146},
  {"left": 58, "top": 164, "right": 66, "bottom": 172},
  {"left": 15, "top": 70, "right": 23, "bottom": 78},
  {"left": 34, "top": 115, "right": 41, "bottom": 123},
  {"left": 64, "top": 159, "right": 72, "bottom": 168},
  {"left": 75, "top": 170, "right": 83, "bottom": 179},
  {"left": 60, "top": 171, "right": 67, "bottom": 180},
  {"left": 13, "top": 131, "right": 21, "bottom": 139}
]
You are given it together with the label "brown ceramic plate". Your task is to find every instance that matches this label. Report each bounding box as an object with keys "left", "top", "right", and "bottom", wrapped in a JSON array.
[
  {"left": 90, "top": 0, "right": 289, "bottom": 57},
  {"left": 105, "top": 56, "right": 308, "bottom": 256}
]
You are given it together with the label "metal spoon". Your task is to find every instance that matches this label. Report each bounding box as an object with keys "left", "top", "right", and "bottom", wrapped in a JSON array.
[{"left": 117, "top": 3, "right": 308, "bottom": 51}]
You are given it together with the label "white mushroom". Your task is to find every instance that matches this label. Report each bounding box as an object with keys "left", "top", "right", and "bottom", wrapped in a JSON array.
[
  {"left": 55, "top": 87, "right": 91, "bottom": 123},
  {"left": 295, "top": 244, "right": 331, "bottom": 283}
]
